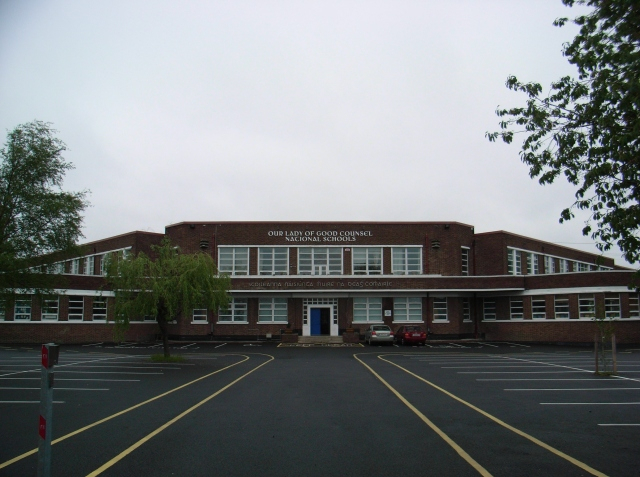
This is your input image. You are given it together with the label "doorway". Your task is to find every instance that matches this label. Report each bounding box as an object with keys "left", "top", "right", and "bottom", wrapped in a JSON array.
[{"left": 310, "top": 308, "right": 331, "bottom": 335}]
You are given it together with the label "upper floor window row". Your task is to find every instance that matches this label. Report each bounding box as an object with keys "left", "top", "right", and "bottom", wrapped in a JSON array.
[
  {"left": 49, "top": 247, "right": 131, "bottom": 276},
  {"left": 507, "top": 247, "right": 611, "bottom": 276},
  {"left": 218, "top": 246, "right": 423, "bottom": 276}
]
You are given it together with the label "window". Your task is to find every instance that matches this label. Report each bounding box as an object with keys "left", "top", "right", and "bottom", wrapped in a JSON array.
[
  {"left": 433, "top": 298, "right": 447, "bottom": 321},
  {"left": 604, "top": 295, "right": 620, "bottom": 319},
  {"left": 144, "top": 315, "right": 156, "bottom": 322},
  {"left": 99, "top": 254, "right": 107, "bottom": 276},
  {"left": 629, "top": 295, "right": 639, "bottom": 318},
  {"left": 352, "top": 248, "right": 382, "bottom": 275},
  {"left": 353, "top": 298, "right": 382, "bottom": 322},
  {"left": 68, "top": 296, "right": 84, "bottom": 321},
  {"left": 218, "top": 299, "right": 248, "bottom": 322},
  {"left": 532, "top": 298, "right": 546, "bottom": 319},
  {"left": 0, "top": 300, "right": 5, "bottom": 321},
  {"left": 526, "top": 254, "right": 539, "bottom": 275},
  {"left": 483, "top": 300, "right": 496, "bottom": 320},
  {"left": 218, "top": 248, "right": 249, "bottom": 275},
  {"left": 462, "top": 299, "right": 471, "bottom": 322},
  {"left": 259, "top": 248, "right": 288, "bottom": 275},
  {"left": 559, "top": 259, "right": 569, "bottom": 273},
  {"left": 544, "top": 256, "right": 555, "bottom": 274},
  {"left": 298, "top": 247, "right": 342, "bottom": 275},
  {"left": 258, "top": 298, "right": 288, "bottom": 322},
  {"left": 14, "top": 297, "right": 31, "bottom": 320},
  {"left": 510, "top": 299, "right": 524, "bottom": 319},
  {"left": 193, "top": 309, "right": 208, "bottom": 322},
  {"left": 507, "top": 249, "right": 521, "bottom": 275},
  {"left": 84, "top": 256, "right": 95, "bottom": 275},
  {"left": 555, "top": 295, "right": 570, "bottom": 319},
  {"left": 92, "top": 297, "right": 107, "bottom": 321},
  {"left": 577, "top": 262, "right": 589, "bottom": 272},
  {"left": 392, "top": 248, "right": 421, "bottom": 275},
  {"left": 53, "top": 262, "right": 64, "bottom": 274},
  {"left": 42, "top": 298, "right": 59, "bottom": 321},
  {"left": 393, "top": 297, "right": 422, "bottom": 322},
  {"left": 578, "top": 294, "right": 595, "bottom": 319},
  {"left": 71, "top": 258, "right": 80, "bottom": 274},
  {"left": 461, "top": 247, "right": 470, "bottom": 276}
]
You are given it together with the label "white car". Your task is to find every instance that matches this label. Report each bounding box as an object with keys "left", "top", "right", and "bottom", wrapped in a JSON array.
[{"left": 364, "top": 325, "right": 394, "bottom": 345}]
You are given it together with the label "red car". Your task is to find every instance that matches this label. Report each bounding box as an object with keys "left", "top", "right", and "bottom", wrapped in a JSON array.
[{"left": 395, "top": 325, "right": 427, "bottom": 345}]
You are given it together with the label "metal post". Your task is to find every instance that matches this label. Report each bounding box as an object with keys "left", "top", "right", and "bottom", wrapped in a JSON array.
[
  {"left": 38, "top": 343, "right": 59, "bottom": 477},
  {"left": 611, "top": 333, "right": 617, "bottom": 374}
]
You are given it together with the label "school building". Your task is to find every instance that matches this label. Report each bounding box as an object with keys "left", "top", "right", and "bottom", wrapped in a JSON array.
[{"left": 1, "top": 221, "right": 639, "bottom": 344}]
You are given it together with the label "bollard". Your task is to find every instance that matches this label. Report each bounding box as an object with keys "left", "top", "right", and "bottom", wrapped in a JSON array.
[
  {"left": 611, "top": 333, "right": 617, "bottom": 374},
  {"left": 37, "top": 343, "right": 59, "bottom": 477}
]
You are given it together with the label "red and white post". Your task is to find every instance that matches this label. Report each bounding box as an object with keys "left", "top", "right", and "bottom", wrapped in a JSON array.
[{"left": 38, "top": 343, "right": 58, "bottom": 477}]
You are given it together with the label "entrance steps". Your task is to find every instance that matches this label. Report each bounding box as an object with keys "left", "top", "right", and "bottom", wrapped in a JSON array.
[{"left": 298, "top": 336, "right": 344, "bottom": 345}]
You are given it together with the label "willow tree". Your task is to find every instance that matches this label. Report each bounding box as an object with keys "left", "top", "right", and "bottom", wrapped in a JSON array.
[{"left": 105, "top": 238, "right": 230, "bottom": 357}]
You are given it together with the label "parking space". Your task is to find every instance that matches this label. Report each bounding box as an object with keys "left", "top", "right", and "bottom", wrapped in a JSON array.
[{"left": 0, "top": 344, "right": 638, "bottom": 476}]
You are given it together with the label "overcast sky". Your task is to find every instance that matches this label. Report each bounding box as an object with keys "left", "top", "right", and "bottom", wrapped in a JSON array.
[{"left": 2, "top": 1, "right": 628, "bottom": 266}]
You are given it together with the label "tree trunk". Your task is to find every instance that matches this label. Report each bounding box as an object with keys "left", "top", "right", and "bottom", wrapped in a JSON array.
[{"left": 157, "top": 301, "right": 170, "bottom": 358}]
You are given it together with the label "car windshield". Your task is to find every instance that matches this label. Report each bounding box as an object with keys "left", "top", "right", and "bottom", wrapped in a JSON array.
[{"left": 372, "top": 325, "right": 390, "bottom": 331}]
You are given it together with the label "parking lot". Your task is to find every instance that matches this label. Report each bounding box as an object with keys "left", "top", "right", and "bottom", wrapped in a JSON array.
[{"left": 0, "top": 342, "right": 638, "bottom": 476}]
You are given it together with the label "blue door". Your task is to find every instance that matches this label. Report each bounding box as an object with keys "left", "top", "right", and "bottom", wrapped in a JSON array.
[{"left": 310, "top": 308, "right": 321, "bottom": 336}]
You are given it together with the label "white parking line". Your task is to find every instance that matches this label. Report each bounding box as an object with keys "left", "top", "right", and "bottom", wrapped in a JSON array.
[
  {"left": 214, "top": 343, "right": 227, "bottom": 348},
  {"left": 598, "top": 424, "right": 640, "bottom": 426},
  {"left": 82, "top": 343, "right": 103, "bottom": 347},
  {"left": 0, "top": 378, "right": 140, "bottom": 382},
  {"left": 0, "top": 401, "right": 65, "bottom": 404},
  {"left": 505, "top": 388, "right": 640, "bottom": 391},
  {"left": 541, "top": 402, "right": 640, "bottom": 405},
  {"left": 0, "top": 387, "right": 109, "bottom": 391},
  {"left": 459, "top": 371, "right": 588, "bottom": 374},
  {"left": 179, "top": 343, "right": 197, "bottom": 349}
]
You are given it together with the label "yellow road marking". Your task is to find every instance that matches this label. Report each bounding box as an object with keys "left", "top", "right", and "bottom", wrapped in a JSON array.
[
  {"left": 353, "top": 354, "right": 492, "bottom": 477},
  {"left": 0, "top": 354, "right": 249, "bottom": 470},
  {"left": 86, "top": 354, "right": 275, "bottom": 476},
  {"left": 378, "top": 354, "right": 608, "bottom": 477}
]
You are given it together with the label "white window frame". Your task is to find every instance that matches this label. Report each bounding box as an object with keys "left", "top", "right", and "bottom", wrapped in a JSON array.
[
  {"left": 353, "top": 298, "right": 382, "bottom": 323},
  {"left": 393, "top": 297, "right": 422, "bottom": 322},
  {"left": 432, "top": 298, "right": 448, "bottom": 321},
  {"left": 83, "top": 256, "right": 95, "bottom": 276},
  {"left": 218, "top": 299, "right": 248, "bottom": 323},
  {"left": 218, "top": 248, "right": 249, "bottom": 276},
  {"left": 192, "top": 309, "right": 208, "bottom": 322},
  {"left": 559, "top": 259, "right": 569, "bottom": 273},
  {"left": 92, "top": 297, "right": 108, "bottom": 321},
  {"left": 483, "top": 300, "right": 496, "bottom": 321},
  {"left": 526, "top": 253, "right": 539, "bottom": 275},
  {"left": 258, "top": 248, "right": 288, "bottom": 276},
  {"left": 604, "top": 295, "right": 620, "bottom": 319},
  {"left": 258, "top": 298, "right": 288, "bottom": 323},
  {"left": 298, "top": 247, "right": 342, "bottom": 275},
  {"left": 544, "top": 256, "right": 556, "bottom": 274},
  {"left": 578, "top": 294, "right": 595, "bottom": 319},
  {"left": 462, "top": 298, "right": 471, "bottom": 322},
  {"left": 510, "top": 298, "right": 524, "bottom": 320},
  {"left": 461, "top": 247, "right": 469, "bottom": 276},
  {"left": 41, "top": 297, "right": 59, "bottom": 321},
  {"left": 392, "top": 247, "right": 422, "bottom": 275},
  {"left": 629, "top": 294, "right": 639, "bottom": 318},
  {"left": 531, "top": 298, "right": 546, "bottom": 320},
  {"left": 352, "top": 247, "right": 382, "bottom": 275},
  {"left": 14, "top": 297, "right": 31, "bottom": 321},
  {"left": 507, "top": 249, "right": 521, "bottom": 275},
  {"left": 70, "top": 259, "right": 80, "bottom": 275},
  {"left": 554, "top": 295, "right": 570, "bottom": 319},
  {"left": 68, "top": 296, "right": 84, "bottom": 321}
]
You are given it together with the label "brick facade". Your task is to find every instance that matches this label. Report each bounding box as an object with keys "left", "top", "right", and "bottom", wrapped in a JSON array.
[{"left": 1, "top": 222, "right": 638, "bottom": 344}]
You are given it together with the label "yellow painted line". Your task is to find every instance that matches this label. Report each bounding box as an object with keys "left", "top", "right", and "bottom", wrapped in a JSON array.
[
  {"left": 86, "top": 354, "right": 275, "bottom": 476},
  {"left": 0, "top": 354, "right": 250, "bottom": 470},
  {"left": 353, "top": 354, "right": 492, "bottom": 477},
  {"left": 378, "top": 354, "right": 608, "bottom": 477}
]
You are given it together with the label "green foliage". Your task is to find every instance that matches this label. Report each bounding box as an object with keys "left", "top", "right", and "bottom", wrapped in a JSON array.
[
  {"left": 487, "top": 0, "right": 640, "bottom": 266},
  {"left": 105, "top": 238, "right": 230, "bottom": 356},
  {"left": 0, "top": 121, "right": 89, "bottom": 295}
]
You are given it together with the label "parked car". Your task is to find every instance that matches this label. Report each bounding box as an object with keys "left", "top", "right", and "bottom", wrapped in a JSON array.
[
  {"left": 364, "top": 325, "right": 394, "bottom": 345},
  {"left": 395, "top": 325, "right": 427, "bottom": 345}
]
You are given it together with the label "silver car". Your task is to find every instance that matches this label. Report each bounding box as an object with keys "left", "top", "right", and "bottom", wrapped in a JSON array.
[{"left": 364, "top": 325, "right": 394, "bottom": 345}]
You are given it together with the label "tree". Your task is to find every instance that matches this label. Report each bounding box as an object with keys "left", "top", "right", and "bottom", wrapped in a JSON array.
[
  {"left": 0, "top": 121, "right": 89, "bottom": 296},
  {"left": 487, "top": 0, "right": 640, "bottom": 266},
  {"left": 105, "top": 238, "right": 230, "bottom": 357}
]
